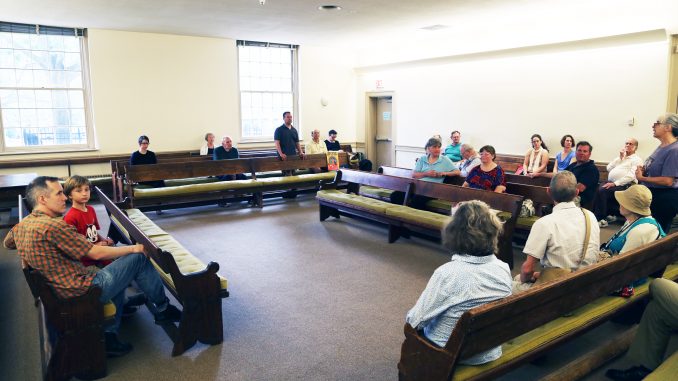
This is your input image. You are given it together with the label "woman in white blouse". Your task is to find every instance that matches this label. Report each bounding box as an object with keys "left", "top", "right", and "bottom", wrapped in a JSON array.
[{"left": 522, "top": 134, "right": 549, "bottom": 175}]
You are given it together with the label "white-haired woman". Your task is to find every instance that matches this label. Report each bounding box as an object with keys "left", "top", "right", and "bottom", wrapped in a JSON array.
[
  {"left": 406, "top": 200, "right": 512, "bottom": 365},
  {"left": 200, "top": 133, "right": 216, "bottom": 156}
]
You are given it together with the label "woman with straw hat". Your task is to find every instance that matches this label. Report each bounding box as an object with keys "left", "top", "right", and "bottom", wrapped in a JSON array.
[{"left": 600, "top": 184, "right": 666, "bottom": 296}]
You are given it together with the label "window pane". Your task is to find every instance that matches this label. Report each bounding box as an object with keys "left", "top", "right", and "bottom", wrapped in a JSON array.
[
  {"left": 20, "top": 108, "right": 38, "bottom": 127},
  {"left": 37, "top": 109, "right": 53, "bottom": 126},
  {"left": 35, "top": 90, "right": 52, "bottom": 108},
  {"left": 0, "top": 89, "right": 18, "bottom": 108},
  {"left": 12, "top": 33, "right": 30, "bottom": 49},
  {"left": 46, "top": 35, "right": 64, "bottom": 51},
  {"left": 0, "top": 48, "right": 13, "bottom": 68},
  {"left": 2, "top": 109, "right": 20, "bottom": 127},
  {"left": 4, "top": 128, "right": 23, "bottom": 147},
  {"left": 16, "top": 69, "right": 34, "bottom": 87},
  {"left": 52, "top": 90, "right": 69, "bottom": 108},
  {"left": 63, "top": 37, "right": 80, "bottom": 53},
  {"left": 18, "top": 90, "right": 36, "bottom": 108},
  {"left": 0, "top": 68, "right": 16, "bottom": 86}
]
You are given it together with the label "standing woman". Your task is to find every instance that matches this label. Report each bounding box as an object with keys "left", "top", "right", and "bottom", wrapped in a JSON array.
[
  {"left": 463, "top": 145, "right": 506, "bottom": 193},
  {"left": 636, "top": 113, "right": 678, "bottom": 233},
  {"left": 521, "top": 134, "right": 549, "bottom": 175},
  {"left": 200, "top": 133, "right": 216, "bottom": 156},
  {"left": 130, "top": 135, "right": 164, "bottom": 187},
  {"left": 553, "top": 134, "right": 576, "bottom": 174}
]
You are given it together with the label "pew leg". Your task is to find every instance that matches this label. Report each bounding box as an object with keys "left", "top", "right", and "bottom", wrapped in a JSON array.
[
  {"left": 255, "top": 192, "right": 263, "bottom": 208},
  {"left": 319, "top": 205, "right": 335, "bottom": 221},
  {"left": 388, "top": 225, "right": 402, "bottom": 243}
]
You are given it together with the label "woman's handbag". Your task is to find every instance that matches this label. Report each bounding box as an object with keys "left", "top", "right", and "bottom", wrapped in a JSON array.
[{"left": 534, "top": 208, "right": 591, "bottom": 286}]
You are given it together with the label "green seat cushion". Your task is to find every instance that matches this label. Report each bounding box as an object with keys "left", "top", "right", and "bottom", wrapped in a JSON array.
[
  {"left": 451, "top": 280, "right": 653, "bottom": 380},
  {"left": 645, "top": 350, "right": 678, "bottom": 380},
  {"left": 317, "top": 189, "right": 393, "bottom": 214},
  {"left": 663, "top": 262, "right": 678, "bottom": 281},
  {"left": 516, "top": 215, "right": 540, "bottom": 228},
  {"left": 123, "top": 209, "right": 228, "bottom": 291},
  {"left": 133, "top": 179, "right": 260, "bottom": 198},
  {"left": 256, "top": 172, "right": 335, "bottom": 185},
  {"left": 424, "top": 199, "right": 454, "bottom": 213},
  {"left": 164, "top": 177, "right": 221, "bottom": 187},
  {"left": 384, "top": 205, "right": 450, "bottom": 229},
  {"left": 359, "top": 186, "right": 395, "bottom": 201}
]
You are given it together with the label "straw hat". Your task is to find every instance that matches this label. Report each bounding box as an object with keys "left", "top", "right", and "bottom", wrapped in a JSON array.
[{"left": 614, "top": 185, "right": 652, "bottom": 216}]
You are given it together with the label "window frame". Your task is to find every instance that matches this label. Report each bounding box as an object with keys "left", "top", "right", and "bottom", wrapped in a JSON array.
[
  {"left": 236, "top": 40, "right": 299, "bottom": 143},
  {"left": 0, "top": 22, "right": 96, "bottom": 155}
]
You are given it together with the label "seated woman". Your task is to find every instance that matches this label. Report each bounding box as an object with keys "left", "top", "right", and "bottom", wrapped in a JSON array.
[
  {"left": 600, "top": 184, "right": 666, "bottom": 296},
  {"left": 200, "top": 132, "right": 216, "bottom": 156},
  {"left": 553, "top": 134, "right": 576, "bottom": 174},
  {"left": 130, "top": 135, "right": 164, "bottom": 188},
  {"left": 462, "top": 145, "right": 506, "bottom": 193},
  {"left": 406, "top": 200, "right": 512, "bottom": 365},
  {"left": 521, "top": 134, "right": 549, "bottom": 175}
]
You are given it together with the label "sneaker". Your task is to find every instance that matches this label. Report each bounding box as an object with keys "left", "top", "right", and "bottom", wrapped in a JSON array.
[
  {"left": 599, "top": 220, "right": 609, "bottom": 227},
  {"left": 605, "top": 215, "right": 618, "bottom": 223},
  {"left": 105, "top": 333, "right": 133, "bottom": 357},
  {"left": 154, "top": 304, "right": 182, "bottom": 325}
]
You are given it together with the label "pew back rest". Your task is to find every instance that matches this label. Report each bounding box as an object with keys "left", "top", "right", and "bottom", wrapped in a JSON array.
[
  {"left": 124, "top": 159, "right": 253, "bottom": 183},
  {"left": 451, "top": 232, "right": 678, "bottom": 359},
  {"left": 504, "top": 182, "right": 552, "bottom": 216},
  {"left": 249, "top": 153, "right": 345, "bottom": 173},
  {"left": 504, "top": 173, "right": 552, "bottom": 187},
  {"left": 413, "top": 181, "right": 523, "bottom": 215},
  {"left": 337, "top": 169, "right": 413, "bottom": 195}
]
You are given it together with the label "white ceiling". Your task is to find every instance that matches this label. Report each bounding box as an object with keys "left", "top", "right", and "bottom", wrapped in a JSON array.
[{"left": 1, "top": 0, "right": 677, "bottom": 49}]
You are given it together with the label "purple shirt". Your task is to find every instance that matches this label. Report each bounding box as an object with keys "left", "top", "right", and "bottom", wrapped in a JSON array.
[{"left": 642, "top": 141, "right": 678, "bottom": 189}]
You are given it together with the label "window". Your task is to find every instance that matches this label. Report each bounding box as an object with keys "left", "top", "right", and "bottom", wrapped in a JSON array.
[
  {"left": 0, "top": 22, "right": 93, "bottom": 153},
  {"left": 238, "top": 41, "right": 298, "bottom": 141}
]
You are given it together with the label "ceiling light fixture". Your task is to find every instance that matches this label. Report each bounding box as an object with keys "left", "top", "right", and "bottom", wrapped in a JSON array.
[{"left": 318, "top": 5, "right": 342, "bottom": 11}]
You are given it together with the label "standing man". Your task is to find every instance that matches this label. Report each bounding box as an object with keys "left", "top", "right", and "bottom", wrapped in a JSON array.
[
  {"left": 4, "top": 177, "right": 181, "bottom": 357},
  {"left": 213, "top": 136, "right": 245, "bottom": 180},
  {"left": 275, "top": 111, "right": 304, "bottom": 161},
  {"left": 444, "top": 130, "right": 463, "bottom": 163},
  {"left": 564, "top": 141, "right": 600, "bottom": 209},
  {"left": 595, "top": 138, "right": 643, "bottom": 227}
]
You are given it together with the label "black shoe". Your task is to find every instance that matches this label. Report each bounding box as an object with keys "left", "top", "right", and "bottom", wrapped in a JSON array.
[
  {"left": 125, "top": 293, "right": 147, "bottom": 307},
  {"left": 122, "top": 305, "right": 138, "bottom": 317},
  {"left": 154, "top": 304, "right": 182, "bottom": 324},
  {"left": 105, "top": 333, "right": 133, "bottom": 358},
  {"left": 605, "top": 365, "right": 652, "bottom": 381}
]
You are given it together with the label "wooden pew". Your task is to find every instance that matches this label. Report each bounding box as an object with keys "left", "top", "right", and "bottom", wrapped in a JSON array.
[
  {"left": 398, "top": 232, "right": 678, "bottom": 381},
  {"left": 96, "top": 187, "right": 228, "bottom": 356},
  {"left": 15, "top": 197, "right": 114, "bottom": 381}
]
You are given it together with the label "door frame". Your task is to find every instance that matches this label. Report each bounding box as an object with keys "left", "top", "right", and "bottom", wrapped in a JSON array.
[{"left": 365, "top": 92, "right": 395, "bottom": 167}]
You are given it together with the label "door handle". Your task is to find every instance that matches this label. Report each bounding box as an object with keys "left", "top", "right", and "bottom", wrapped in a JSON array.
[{"left": 375, "top": 137, "right": 391, "bottom": 142}]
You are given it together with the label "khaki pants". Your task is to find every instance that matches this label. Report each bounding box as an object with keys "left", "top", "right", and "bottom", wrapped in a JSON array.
[{"left": 628, "top": 278, "right": 678, "bottom": 369}]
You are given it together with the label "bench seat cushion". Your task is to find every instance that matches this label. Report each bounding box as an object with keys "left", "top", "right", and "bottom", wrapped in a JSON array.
[
  {"left": 359, "top": 186, "right": 395, "bottom": 201},
  {"left": 645, "top": 349, "right": 678, "bottom": 380},
  {"left": 123, "top": 209, "right": 228, "bottom": 291},
  {"left": 255, "top": 172, "right": 335, "bottom": 185},
  {"left": 317, "top": 189, "right": 393, "bottom": 214},
  {"left": 663, "top": 262, "right": 678, "bottom": 281},
  {"left": 133, "top": 179, "right": 261, "bottom": 198},
  {"left": 384, "top": 205, "right": 450, "bottom": 230},
  {"left": 496, "top": 211, "right": 538, "bottom": 227},
  {"left": 451, "top": 280, "right": 653, "bottom": 381},
  {"left": 164, "top": 177, "right": 221, "bottom": 187}
]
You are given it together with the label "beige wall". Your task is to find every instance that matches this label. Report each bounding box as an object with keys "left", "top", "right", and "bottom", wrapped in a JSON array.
[
  {"left": 354, "top": 30, "right": 672, "bottom": 168},
  {"left": 0, "top": 30, "right": 357, "bottom": 176}
]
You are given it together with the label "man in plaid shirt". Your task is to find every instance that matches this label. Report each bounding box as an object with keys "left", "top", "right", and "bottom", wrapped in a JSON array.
[{"left": 4, "top": 176, "right": 181, "bottom": 357}]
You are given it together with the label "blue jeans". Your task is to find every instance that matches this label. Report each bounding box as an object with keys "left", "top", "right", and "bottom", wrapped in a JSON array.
[{"left": 91, "top": 253, "right": 168, "bottom": 333}]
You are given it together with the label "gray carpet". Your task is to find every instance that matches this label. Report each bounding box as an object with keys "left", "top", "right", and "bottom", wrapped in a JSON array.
[{"left": 1, "top": 196, "right": 675, "bottom": 381}]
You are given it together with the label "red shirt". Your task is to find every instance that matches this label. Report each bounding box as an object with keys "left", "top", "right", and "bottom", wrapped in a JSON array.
[
  {"left": 63, "top": 206, "right": 111, "bottom": 267},
  {"left": 4, "top": 210, "right": 95, "bottom": 298}
]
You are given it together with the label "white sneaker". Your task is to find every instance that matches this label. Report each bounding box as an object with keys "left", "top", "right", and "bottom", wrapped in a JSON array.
[
  {"left": 605, "top": 215, "right": 618, "bottom": 223},
  {"left": 599, "top": 220, "right": 609, "bottom": 227}
]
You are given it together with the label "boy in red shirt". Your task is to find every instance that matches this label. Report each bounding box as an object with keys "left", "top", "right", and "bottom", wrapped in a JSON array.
[
  {"left": 63, "top": 176, "right": 114, "bottom": 267},
  {"left": 63, "top": 175, "right": 146, "bottom": 313}
]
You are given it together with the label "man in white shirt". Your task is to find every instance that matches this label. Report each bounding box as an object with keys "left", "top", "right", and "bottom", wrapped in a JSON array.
[
  {"left": 448, "top": 144, "right": 480, "bottom": 178},
  {"left": 595, "top": 138, "right": 643, "bottom": 227},
  {"left": 520, "top": 171, "right": 600, "bottom": 284},
  {"left": 304, "top": 129, "right": 328, "bottom": 173}
]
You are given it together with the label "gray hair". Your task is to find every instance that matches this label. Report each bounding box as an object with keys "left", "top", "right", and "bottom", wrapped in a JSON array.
[
  {"left": 461, "top": 143, "right": 474, "bottom": 153},
  {"left": 549, "top": 171, "right": 578, "bottom": 202},
  {"left": 442, "top": 200, "right": 502, "bottom": 256},
  {"left": 658, "top": 113, "right": 678, "bottom": 137},
  {"left": 26, "top": 176, "right": 60, "bottom": 209}
]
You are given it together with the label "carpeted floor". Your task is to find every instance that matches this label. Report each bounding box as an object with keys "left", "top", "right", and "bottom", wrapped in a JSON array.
[{"left": 0, "top": 195, "right": 675, "bottom": 381}]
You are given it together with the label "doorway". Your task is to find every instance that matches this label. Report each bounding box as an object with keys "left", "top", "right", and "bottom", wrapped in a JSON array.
[{"left": 366, "top": 94, "right": 394, "bottom": 169}]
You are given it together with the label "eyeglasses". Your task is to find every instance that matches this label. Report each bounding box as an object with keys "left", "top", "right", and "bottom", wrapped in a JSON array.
[
  {"left": 140, "top": 141, "right": 149, "bottom": 145},
  {"left": 652, "top": 121, "right": 663, "bottom": 128}
]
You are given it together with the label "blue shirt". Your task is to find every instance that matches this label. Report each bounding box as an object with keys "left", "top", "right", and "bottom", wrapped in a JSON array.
[
  {"left": 406, "top": 254, "right": 512, "bottom": 365},
  {"left": 555, "top": 151, "right": 575, "bottom": 171},
  {"left": 642, "top": 141, "right": 678, "bottom": 189},
  {"left": 414, "top": 155, "right": 456, "bottom": 183},
  {"left": 444, "top": 144, "right": 462, "bottom": 162}
]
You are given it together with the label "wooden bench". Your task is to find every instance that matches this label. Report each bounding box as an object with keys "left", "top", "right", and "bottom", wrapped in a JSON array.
[
  {"left": 96, "top": 186, "right": 229, "bottom": 356},
  {"left": 317, "top": 169, "right": 523, "bottom": 267},
  {"left": 120, "top": 153, "right": 348, "bottom": 211},
  {"left": 14, "top": 197, "right": 116, "bottom": 381},
  {"left": 398, "top": 232, "right": 678, "bottom": 381}
]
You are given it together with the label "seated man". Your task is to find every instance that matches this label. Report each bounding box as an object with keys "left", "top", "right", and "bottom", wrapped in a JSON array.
[
  {"left": 4, "top": 176, "right": 181, "bottom": 357},
  {"left": 606, "top": 278, "right": 678, "bottom": 381},
  {"left": 448, "top": 143, "right": 480, "bottom": 178},
  {"left": 305, "top": 129, "right": 328, "bottom": 173},
  {"left": 595, "top": 138, "right": 643, "bottom": 227},
  {"left": 443, "top": 130, "right": 463, "bottom": 163},
  {"left": 518, "top": 171, "right": 600, "bottom": 288},
  {"left": 564, "top": 141, "right": 600, "bottom": 209},
  {"left": 213, "top": 135, "right": 246, "bottom": 180}
]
